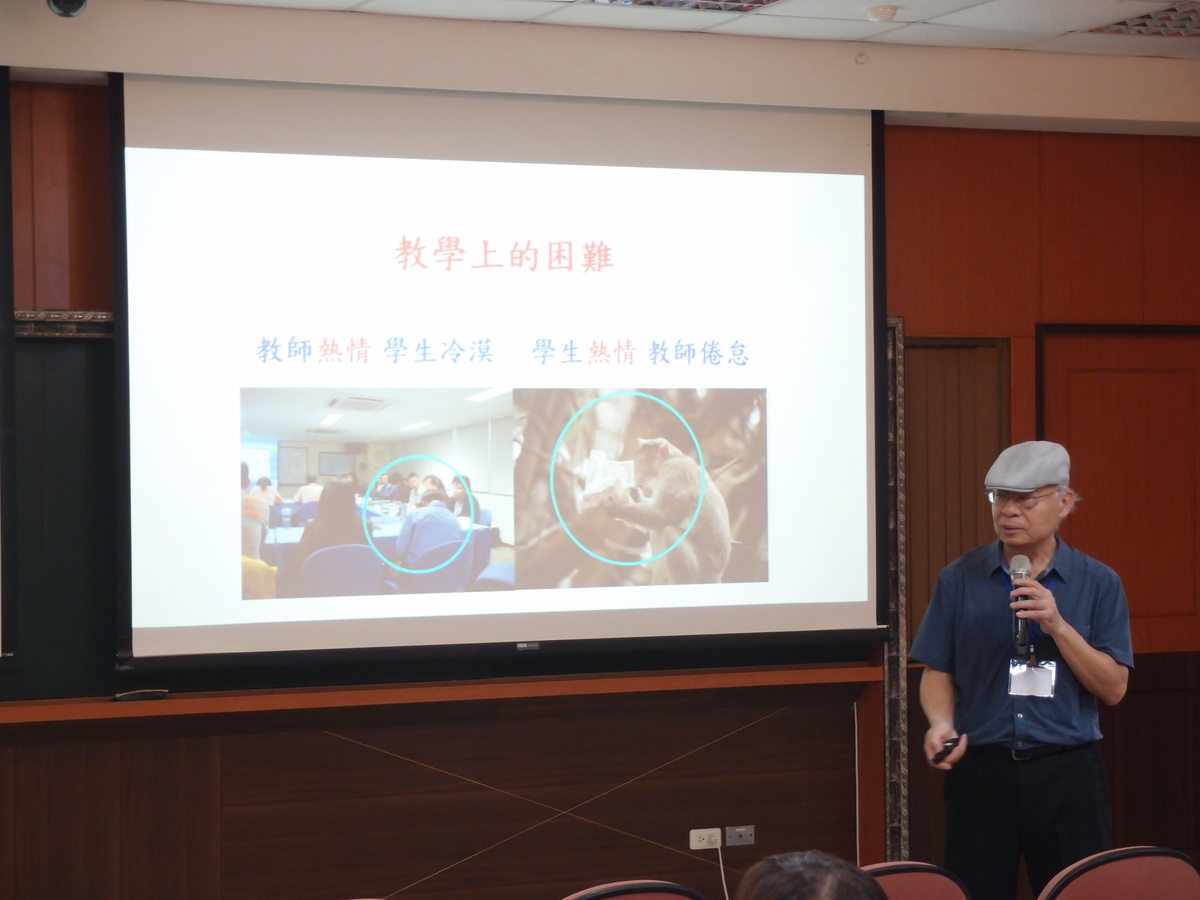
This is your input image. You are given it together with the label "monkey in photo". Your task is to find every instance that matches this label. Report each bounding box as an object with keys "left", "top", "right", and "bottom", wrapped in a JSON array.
[{"left": 606, "top": 437, "right": 731, "bottom": 584}]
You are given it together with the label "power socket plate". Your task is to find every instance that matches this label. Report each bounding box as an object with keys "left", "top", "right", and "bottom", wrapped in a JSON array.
[{"left": 689, "top": 828, "right": 721, "bottom": 850}]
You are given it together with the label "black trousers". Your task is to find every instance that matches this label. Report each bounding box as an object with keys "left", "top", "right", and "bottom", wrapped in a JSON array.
[{"left": 944, "top": 742, "right": 1112, "bottom": 900}]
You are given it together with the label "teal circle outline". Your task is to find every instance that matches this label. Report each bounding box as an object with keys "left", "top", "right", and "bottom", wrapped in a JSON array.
[
  {"left": 549, "top": 391, "right": 705, "bottom": 567},
  {"left": 362, "top": 454, "right": 473, "bottom": 574}
]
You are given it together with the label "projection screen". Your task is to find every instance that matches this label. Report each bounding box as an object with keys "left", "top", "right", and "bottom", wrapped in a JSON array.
[{"left": 117, "top": 74, "right": 884, "bottom": 665}]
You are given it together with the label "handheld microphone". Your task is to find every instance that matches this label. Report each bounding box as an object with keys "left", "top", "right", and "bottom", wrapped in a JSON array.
[{"left": 1011, "top": 554, "right": 1031, "bottom": 658}]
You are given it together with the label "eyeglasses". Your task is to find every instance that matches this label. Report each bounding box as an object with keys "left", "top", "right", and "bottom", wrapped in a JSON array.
[
  {"left": 986, "top": 489, "right": 1058, "bottom": 509},
  {"left": 984, "top": 489, "right": 1060, "bottom": 511}
]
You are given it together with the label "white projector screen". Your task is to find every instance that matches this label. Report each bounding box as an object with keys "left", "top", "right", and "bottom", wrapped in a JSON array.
[{"left": 118, "top": 75, "right": 884, "bottom": 665}]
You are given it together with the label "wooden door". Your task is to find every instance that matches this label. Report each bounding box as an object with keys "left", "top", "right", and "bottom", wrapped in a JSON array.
[{"left": 1041, "top": 328, "right": 1200, "bottom": 654}]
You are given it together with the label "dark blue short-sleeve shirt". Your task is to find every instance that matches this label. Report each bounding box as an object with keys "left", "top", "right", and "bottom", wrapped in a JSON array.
[{"left": 909, "top": 538, "right": 1134, "bottom": 749}]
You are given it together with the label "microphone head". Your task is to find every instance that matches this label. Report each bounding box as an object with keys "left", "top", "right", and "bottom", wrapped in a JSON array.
[{"left": 1010, "top": 554, "right": 1032, "bottom": 581}]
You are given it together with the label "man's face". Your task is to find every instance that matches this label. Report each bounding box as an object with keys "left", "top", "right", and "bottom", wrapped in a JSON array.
[
  {"left": 990, "top": 485, "right": 1073, "bottom": 553},
  {"left": 408, "top": 475, "right": 420, "bottom": 490}
]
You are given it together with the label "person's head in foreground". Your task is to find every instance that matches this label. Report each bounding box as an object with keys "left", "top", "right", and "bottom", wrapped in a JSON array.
[{"left": 735, "top": 850, "right": 887, "bottom": 900}]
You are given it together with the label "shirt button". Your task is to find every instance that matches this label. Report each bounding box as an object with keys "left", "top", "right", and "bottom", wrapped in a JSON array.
[
  {"left": 1017, "top": 714, "right": 1024, "bottom": 719},
  {"left": 1016, "top": 741, "right": 1024, "bottom": 747}
]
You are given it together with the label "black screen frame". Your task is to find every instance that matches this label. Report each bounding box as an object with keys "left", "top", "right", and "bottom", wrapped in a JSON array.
[{"left": 111, "top": 77, "right": 893, "bottom": 692}]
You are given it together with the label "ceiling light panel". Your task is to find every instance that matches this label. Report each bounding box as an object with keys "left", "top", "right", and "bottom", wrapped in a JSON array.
[{"left": 1096, "top": 2, "right": 1200, "bottom": 36}]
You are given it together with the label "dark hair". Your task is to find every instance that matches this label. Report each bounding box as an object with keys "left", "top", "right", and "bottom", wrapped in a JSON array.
[
  {"left": 419, "top": 489, "right": 451, "bottom": 507},
  {"left": 256, "top": 476, "right": 272, "bottom": 488},
  {"left": 735, "top": 851, "right": 887, "bottom": 900},
  {"left": 316, "top": 478, "right": 358, "bottom": 519},
  {"left": 423, "top": 475, "right": 447, "bottom": 492},
  {"left": 451, "top": 474, "right": 471, "bottom": 490}
]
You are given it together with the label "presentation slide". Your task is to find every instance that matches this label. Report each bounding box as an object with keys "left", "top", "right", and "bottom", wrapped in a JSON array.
[{"left": 120, "top": 79, "right": 880, "bottom": 661}]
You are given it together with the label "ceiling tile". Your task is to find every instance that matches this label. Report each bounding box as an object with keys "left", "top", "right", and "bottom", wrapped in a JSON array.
[
  {"left": 867, "top": 21, "right": 1051, "bottom": 49},
  {"left": 708, "top": 15, "right": 900, "bottom": 38},
  {"left": 537, "top": 2, "right": 742, "bottom": 29},
  {"left": 931, "top": 0, "right": 1177, "bottom": 34},
  {"left": 757, "top": 0, "right": 979, "bottom": 22},
  {"left": 353, "top": 0, "right": 570, "bottom": 17},
  {"left": 1030, "top": 28, "right": 1200, "bottom": 57}
]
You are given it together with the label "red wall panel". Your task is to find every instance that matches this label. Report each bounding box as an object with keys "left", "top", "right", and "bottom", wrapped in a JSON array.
[
  {"left": 8, "top": 82, "right": 112, "bottom": 311},
  {"left": 886, "top": 126, "right": 1041, "bottom": 337},
  {"left": 1039, "top": 133, "right": 1145, "bottom": 324},
  {"left": 1143, "top": 137, "right": 1200, "bottom": 325}
]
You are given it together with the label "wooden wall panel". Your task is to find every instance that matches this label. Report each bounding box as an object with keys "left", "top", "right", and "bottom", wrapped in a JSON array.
[
  {"left": 1102, "top": 653, "right": 1199, "bottom": 855},
  {"left": 903, "top": 341, "right": 1007, "bottom": 879},
  {"left": 885, "top": 127, "right": 1041, "bottom": 337},
  {"left": 1043, "top": 331, "right": 1200, "bottom": 654},
  {"left": 856, "top": 682, "right": 886, "bottom": 865},
  {"left": 7, "top": 82, "right": 112, "bottom": 311},
  {"left": 119, "top": 737, "right": 223, "bottom": 900},
  {"left": 903, "top": 341, "right": 1006, "bottom": 635},
  {"left": 1009, "top": 336, "right": 1038, "bottom": 443},
  {"left": 0, "top": 748, "right": 13, "bottom": 900},
  {"left": 11, "top": 741, "right": 122, "bottom": 900},
  {"left": 1143, "top": 137, "right": 1200, "bottom": 324},
  {"left": 9, "top": 84, "right": 35, "bottom": 310},
  {"left": 0, "top": 684, "right": 867, "bottom": 900},
  {"left": 217, "top": 686, "right": 863, "bottom": 900},
  {"left": 1039, "top": 133, "right": 1144, "bottom": 324}
]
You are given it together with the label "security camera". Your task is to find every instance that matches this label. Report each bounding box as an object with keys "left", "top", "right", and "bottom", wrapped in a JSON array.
[{"left": 47, "top": 0, "right": 86, "bottom": 16}]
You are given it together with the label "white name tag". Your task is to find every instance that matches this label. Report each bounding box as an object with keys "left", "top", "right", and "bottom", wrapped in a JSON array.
[{"left": 1008, "top": 659, "right": 1056, "bottom": 697}]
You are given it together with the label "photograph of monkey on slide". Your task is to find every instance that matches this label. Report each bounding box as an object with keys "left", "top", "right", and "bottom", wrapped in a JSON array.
[{"left": 515, "top": 388, "right": 768, "bottom": 590}]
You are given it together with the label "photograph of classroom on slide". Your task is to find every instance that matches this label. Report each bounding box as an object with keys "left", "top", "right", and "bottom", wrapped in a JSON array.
[{"left": 240, "top": 386, "right": 515, "bottom": 600}]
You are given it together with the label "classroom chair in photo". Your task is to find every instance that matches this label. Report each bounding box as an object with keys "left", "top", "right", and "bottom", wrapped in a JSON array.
[
  {"left": 469, "top": 525, "right": 492, "bottom": 582},
  {"left": 478, "top": 507, "right": 493, "bottom": 527},
  {"left": 862, "top": 861, "right": 970, "bottom": 900},
  {"left": 300, "top": 544, "right": 385, "bottom": 597},
  {"left": 1036, "top": 845, "right": 1200, "bottom": 900},
  {"left": 395, "top": 538, "right": 474, "bottom": 593},
  {"left": 295, "top": 500, "right": 322, "bottom": 525},
  {"left": 560, "top": 879, "right": 707, "bottom": 900}
]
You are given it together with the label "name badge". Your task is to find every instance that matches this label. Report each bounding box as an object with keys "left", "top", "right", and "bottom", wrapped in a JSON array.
[{"left": 1008, "top": 659, "right": 1056, "bottom": 698}]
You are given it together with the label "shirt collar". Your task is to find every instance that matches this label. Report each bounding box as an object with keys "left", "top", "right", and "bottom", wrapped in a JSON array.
[{"left": 987, "top": 536, "right": 1071, "bottom": 582}]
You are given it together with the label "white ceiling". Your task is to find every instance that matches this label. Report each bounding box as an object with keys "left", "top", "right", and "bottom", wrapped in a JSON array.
[
  {"left": 240, "top": 387, "right": 513, "bottom": 444},
  {"left": 174, "top": 0, "right": 1200, "bottom": 59}
]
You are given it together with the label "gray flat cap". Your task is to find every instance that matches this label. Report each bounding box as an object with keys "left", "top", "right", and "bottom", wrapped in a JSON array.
[{"left": 984, "top": 441, "right": 1070, "bottom": 491}]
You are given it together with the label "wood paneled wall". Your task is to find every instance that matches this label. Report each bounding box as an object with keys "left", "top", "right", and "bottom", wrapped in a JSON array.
[
  {"left": 6, "top": 84, "right": 1200, "bottom": 900},
  {"left": 887, "top": 123, "right": 1200, "bottom": 652},
  {"left": 9, "top": 82, "right": 112, "bottom": 312},
  {"left": 886, "top": 126, "right": 1200, "bottom": 443},
  {"left": 0, "top": 684, "right": 871, "bottom": 900},
  {"left": 2, "top": 81, "right": 889, "bottom": 898},
  {"left": 888, "top": 124, "right": 1200, "bottom": 878}
]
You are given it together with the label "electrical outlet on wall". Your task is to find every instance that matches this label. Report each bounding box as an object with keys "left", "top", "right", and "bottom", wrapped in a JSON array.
[{"left": 689, "top": 828, "right": 722, "bottom": 850}]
